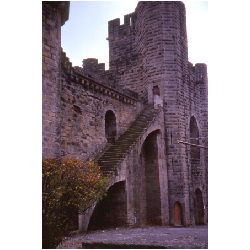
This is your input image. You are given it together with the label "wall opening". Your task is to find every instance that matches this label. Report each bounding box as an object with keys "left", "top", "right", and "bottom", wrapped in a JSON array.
[
  {"left": 88, "top": 181, "right": 127, "bottom": 230},
  {"left": 152, "top": 86, "right": 162, "bottom": 107},
  {"left": 105, "top": 110, "right": 117, "bottom": 143},
  {"left": 141, "top": 130, "right": 162, "bottom": 225},
  {"left": 190, "top": 116, "right": 201, "bottom": 181},
  {"left": 194, "top": 189, "right": 204, "bottom": 225},
  {"left": 153, "top": 85, "right": 160, "bottom": 96},
  {"left": 173, "top": 202, "right": 183, "bottom": 226}
]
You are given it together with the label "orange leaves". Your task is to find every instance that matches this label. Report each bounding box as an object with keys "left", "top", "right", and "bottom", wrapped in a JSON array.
[
  {"left": 42, "top": 158, "right": 108, "bottom": 248},
  {"left": 43, "top": 158, "right": 108, "bottom": 212}
]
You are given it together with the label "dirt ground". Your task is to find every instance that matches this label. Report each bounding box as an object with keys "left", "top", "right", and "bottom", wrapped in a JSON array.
[{"left": 57, "top": 225, "right": 208, "bottom": 249}]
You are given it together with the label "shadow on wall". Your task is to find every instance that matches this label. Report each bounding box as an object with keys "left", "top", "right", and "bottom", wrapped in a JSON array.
[{"left": 140, "top": 130, "right": 162, "bottom": 226}]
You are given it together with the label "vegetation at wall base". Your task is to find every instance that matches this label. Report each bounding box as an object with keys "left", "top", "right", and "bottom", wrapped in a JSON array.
[{"left": 42, "top": 159, "right": 107, "bottom": 248}]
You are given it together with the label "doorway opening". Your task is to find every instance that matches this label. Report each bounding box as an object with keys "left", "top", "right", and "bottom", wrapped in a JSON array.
[{"left": 173, "top": 202, "right": 183, "bottom": 226}]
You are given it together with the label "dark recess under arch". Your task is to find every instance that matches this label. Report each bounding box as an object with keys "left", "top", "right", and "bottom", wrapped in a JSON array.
[{"left": 88, "top": 181, "right": 127, "bottom": 230}]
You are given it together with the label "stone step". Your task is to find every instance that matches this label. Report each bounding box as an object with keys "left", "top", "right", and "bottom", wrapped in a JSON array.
[
  {"left": 101, "top": 164, "right": 120, "bottom": 168},
  {"left": 118, "top": 133, "right": 144, "bottom": 139},
  {"left": 119, "top": 130, "right": 145, "bottom": 135},
  {"left": 99, "top": 156, "right": 125, "bottom": 164},
  {"left": 103, "top": 146, "right": 130, "bottom": 152},
  {"left": 99, "top": 154, "right": 124, "bottom": 159},
  {"left": 100, "top": 150, "right": 124, "bottom": 155},
  {"left": 101, "top": 165, "right": 119, "bottom": 171},
  {"left": 98, "top": 157, "right": 123, "bottom": 166},
  {"left": 99, "top": 156, "right": 123, "bottom": 161},
  {"left": 100, "top": 151, "right": 124, "bottom": 156},
  {"left": 100, "top": 164, "right": 118, "bottom": 170},
  {"left": 100, "top": 164, "right": 120, "bottom": 168},
  {"left": 99, "top": 157, "right": 122, "bottom": 162}
]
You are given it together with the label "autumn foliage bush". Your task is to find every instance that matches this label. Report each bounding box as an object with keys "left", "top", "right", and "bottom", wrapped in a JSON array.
[{"left": 42, "top": 159, "right": 108, "bottom": 248}]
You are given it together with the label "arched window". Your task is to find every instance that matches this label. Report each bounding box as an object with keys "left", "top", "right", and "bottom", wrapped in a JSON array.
[
  {"left": 190, "top": 116, "right": 199, "bottom": 142},
  {"left": 105, "top": 110, "right": 117, "bottom": 143}
]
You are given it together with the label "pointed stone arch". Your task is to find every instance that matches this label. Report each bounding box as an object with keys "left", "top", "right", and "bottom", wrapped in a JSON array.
[{"left": 88, "top": 181, "right": 127, "bottom": 230}]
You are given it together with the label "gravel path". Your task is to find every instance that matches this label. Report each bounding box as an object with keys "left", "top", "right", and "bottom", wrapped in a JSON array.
[{"left": 57, "top": 226, "right": 208, "bottom": 249}]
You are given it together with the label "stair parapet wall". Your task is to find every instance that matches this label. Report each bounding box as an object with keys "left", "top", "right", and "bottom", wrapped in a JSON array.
[{"left": 79, "top": 107, "right": 169, "bottom": 231}]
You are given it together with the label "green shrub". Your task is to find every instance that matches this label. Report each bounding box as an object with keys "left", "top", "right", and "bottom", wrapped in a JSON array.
[{"left": 42, "top": 159, "right": 107, "bottom": 248}]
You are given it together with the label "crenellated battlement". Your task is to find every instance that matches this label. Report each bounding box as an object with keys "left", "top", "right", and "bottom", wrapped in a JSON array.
[
  {"left": 108, "top": 12, "right": 135, "bottom": 40},
  {"left": 82, "top": 58, "right": 105, "bottom": 75},
  {"left": 61, "top": 48, "right": 72, "bottom": 73},
  {"left": 61, "top": 50, "right": 138, "bottom": 104},
  {"left": 194, "top": 63, "right": 208, "bottom": 84}
]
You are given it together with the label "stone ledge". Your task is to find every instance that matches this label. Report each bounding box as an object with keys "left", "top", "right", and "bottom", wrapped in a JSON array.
[{"left": 72, "top": 70, "right": 138, "bottom": 105}]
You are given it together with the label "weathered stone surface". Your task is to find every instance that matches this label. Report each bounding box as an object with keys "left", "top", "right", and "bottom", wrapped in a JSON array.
[
  {"left": 42, "top": 2, "right": 63, "bottom": 158},
  {"left": 42, "top": 1, "right": 208, "bottom": 233}
]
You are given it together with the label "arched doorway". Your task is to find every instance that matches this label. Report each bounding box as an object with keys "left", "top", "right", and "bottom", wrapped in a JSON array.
[
  {"left": 194, "top": 189, "right": 204, "bottom": 225},
  {"left": 88, "top": 181, "right": 127, "bottom": 230},
  {"left": 141, "top": 130, "right": 161, "bottom": 225},
  {"left": 105, "top": 110, "right": 117, "bottom": 143},
  {"left": 173, "top": 202, "right": 183, "bottom": 226}
]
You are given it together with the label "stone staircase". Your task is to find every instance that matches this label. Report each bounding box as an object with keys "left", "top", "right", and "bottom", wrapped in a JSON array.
[{"left": 97, "top": 105, "right": 160, "bottom": 176}]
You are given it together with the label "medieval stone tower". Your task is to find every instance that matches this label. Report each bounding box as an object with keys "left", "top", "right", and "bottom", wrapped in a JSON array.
[{"left": 42, "top": 1, "right": 208, "bottom": 231}]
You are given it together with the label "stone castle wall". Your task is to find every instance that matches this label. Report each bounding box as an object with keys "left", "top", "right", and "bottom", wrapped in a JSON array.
[
  {"left": 42, "top": 2, "right": 69, "bottom": 158},
  {"left": 42, "top": 2, "right": 142, "bottom": 162},
  {"left": 59, "top": 53, "right": 142, "bottom": 161},
  {"left": 104, "top": 1, "right": 208, "bottom": 225},
  {"left": 42, "top": 1, "right": 208, "bottom": 229}
]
